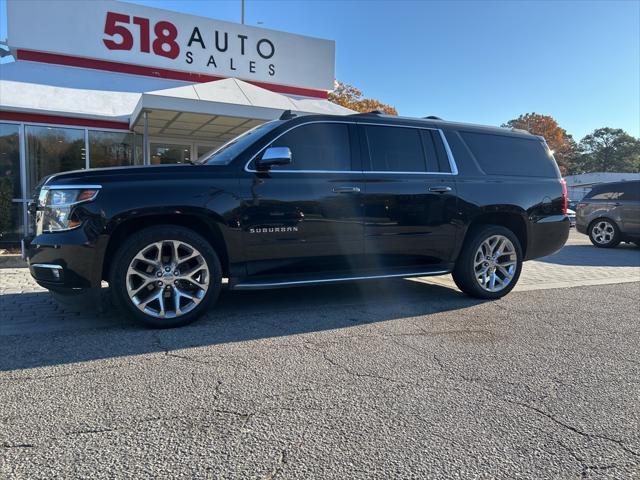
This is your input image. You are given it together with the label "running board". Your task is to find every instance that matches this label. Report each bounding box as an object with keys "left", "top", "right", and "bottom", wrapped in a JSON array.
[{"left": 231, "top": 269, "right": 452, "bottom": 291}]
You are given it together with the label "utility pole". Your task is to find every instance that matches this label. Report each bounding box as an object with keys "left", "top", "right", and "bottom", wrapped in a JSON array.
[{"left": 241, "top": 0, "right": 245, "bottom": 24}]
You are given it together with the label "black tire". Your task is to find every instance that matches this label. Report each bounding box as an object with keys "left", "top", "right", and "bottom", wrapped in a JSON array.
[
  {"left": 110, "top": 225, "right": 222, "bottom": 328},
  {"left": 452, "top": 225, "right": 523, "bottom": 300},
  {"left": 588, "top": 218, "right": 621, "bottom": 248}
]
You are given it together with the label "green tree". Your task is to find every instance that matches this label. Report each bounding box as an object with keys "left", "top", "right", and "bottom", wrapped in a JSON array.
[
  {"left": 328, "top": 81, "right": 398, "bottom": 115},
  {"left": 502, "top": 113, "right": 578, "bottom": 175},
  {"left": 574, "top": 128, "right": 640, "bottom": 173}
]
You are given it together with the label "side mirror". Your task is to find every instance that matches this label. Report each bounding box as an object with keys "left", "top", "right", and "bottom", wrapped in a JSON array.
[{"left": 257, "top": 146, "right": 292, "bottom": 170}]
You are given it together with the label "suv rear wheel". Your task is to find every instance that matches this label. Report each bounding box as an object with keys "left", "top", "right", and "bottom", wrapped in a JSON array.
[
  {"left": 452, "top": 225, "right": 523, "bottom": 299},
  {"left": 588, "top": 219, "right": 621, "bottom": 248},
  {"left": 110, "top": 226, "right": 222, "bottom": 328}
]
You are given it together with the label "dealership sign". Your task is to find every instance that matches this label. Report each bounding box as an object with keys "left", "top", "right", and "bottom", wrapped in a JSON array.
[{"left": 6, "top": 0, "right": 335, "bottom": 93}]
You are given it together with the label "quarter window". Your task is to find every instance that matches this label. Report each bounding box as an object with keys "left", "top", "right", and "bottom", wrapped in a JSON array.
[
  {"left": 269, "top": 123, "right": 351, "bottom": 171},
  {"left": 460, "top": 131, "right": 557, "bottom": 178}
]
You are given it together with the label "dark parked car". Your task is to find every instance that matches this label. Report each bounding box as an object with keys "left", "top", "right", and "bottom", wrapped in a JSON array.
[
  {"left": 25, "top": 112, "right": 570, "bottom": 327},
  {"left": 576, "top": 180, "right": 640, "bottom": 248}
]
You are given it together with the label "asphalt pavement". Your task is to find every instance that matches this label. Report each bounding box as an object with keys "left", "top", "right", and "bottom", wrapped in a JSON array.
[{"left": 1, "top": 231, "right": 639, "bottom": 479}]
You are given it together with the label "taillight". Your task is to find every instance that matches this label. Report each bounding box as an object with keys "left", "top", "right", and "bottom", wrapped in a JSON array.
[{"left": 560, "top": 178, "right": 568, "bottom": 215}]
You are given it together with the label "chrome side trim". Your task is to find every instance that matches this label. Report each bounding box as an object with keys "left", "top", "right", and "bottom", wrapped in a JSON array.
[
  {"left": 365, "top": 171, "right": 455, "bottom": 176},
  {"left": 232, "top": 269, "right": 451, "bottom": 290},
  {"left": 243, "top": 120, "right": 460, "bottom": 176},
  {"left": 41, "top": 185, "right": 103, "bottom": 190},
  {"left": 31, "top": 263, "right": 63, "bottom": 270},
  {"left": 438, "top": 129, "right": 459, "bottom": 175}
]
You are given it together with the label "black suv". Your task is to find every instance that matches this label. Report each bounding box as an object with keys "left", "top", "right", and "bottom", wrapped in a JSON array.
[{"left": 25, "top": 113, "right": 570, "bottom": 327}]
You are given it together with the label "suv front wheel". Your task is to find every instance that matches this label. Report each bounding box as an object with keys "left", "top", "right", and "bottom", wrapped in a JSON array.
[
  {"left": 110, "top": 226, "right": 222, "bottom": 328},
  {"left": 452, "top": 225, "right": 523, "bottom": 299}
]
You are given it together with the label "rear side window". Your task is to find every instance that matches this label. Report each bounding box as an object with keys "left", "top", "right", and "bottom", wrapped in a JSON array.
[
  {"left": 460, "top": 131, "right": 557, "bottom": 177},
  {"left": 622, "top": 182, "right": 640, "bottom": 201},
  {"left": 365, "top": 126, "right": 427, "bottom": 172},
  {"left": 270, "top": 123, "right": 351, "bottom": 171},
  {"left": 424, "top": 130, "right": 452, "bottom": 173},
  {"left": 365, "top": 126, "right": 444, "bottom": 172}
]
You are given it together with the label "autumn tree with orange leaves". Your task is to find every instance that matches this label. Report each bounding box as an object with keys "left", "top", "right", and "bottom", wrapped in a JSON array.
[
  {"left": 329, "top": 81, "right": 397, "bottom": 115},
  {"left": 502, "top": 113, "right": 578, "bottom": 175}
]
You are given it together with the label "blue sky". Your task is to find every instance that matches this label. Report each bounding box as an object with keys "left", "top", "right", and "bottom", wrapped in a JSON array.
[{"left": 1, "top": 0, "right": 638, "bottom": 140}]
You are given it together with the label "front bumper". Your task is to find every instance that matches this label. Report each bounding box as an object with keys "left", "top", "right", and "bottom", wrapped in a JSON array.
[{"left": 24, "top": 228, "right": 107, "bottom": 291}]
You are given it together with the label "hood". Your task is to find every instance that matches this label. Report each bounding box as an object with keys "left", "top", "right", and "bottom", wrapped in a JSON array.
[{"left": 41, "top": 163, "right": 213, "bottom": 190}]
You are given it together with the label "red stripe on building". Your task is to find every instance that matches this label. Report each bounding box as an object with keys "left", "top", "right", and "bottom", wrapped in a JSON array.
[
  {"left": 16, "top": 49, "right": 329, "bottom": 99},
  {"left": 0, "top": 111, "right": 130, "bottom": 130}
]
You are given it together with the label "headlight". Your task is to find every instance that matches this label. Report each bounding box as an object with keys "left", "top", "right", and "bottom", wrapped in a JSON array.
[{"left": 37, "top": 186, "right": 101, "bottom": 233}]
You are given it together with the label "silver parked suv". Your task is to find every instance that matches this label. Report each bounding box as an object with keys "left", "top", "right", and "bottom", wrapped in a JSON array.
[{"left": 576, "top": 180, "right": 640, "bottom": 248}]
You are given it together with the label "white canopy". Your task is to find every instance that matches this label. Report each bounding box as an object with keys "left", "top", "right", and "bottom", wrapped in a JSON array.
[{"left": 129, "top": 78, "right": 353, "bottom": 142}]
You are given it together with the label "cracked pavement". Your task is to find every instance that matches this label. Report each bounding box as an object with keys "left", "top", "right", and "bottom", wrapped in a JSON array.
[{"left": 1, "top": 232, "right": 639, "bottom": 478}]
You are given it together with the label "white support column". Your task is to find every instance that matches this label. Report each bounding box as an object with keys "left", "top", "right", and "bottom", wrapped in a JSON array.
[
  {"left": 84, "top": 128, "right": 90, "bottom": 169},
  {"left": 143, "top": 111, "right": 150, "bottom": 165},
  {"left": 18, "top": 123, "right": 28, "bottom": 236}
]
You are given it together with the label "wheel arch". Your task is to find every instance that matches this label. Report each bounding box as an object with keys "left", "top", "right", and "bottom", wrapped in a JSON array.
[
  {"left": 102, "top": 213, "right": 230, "bottom": 281},
  {"left": 463, "top": 211, "right": 528, "bottom": 258}
]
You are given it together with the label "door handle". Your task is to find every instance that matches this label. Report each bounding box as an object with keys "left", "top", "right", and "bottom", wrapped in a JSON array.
[
  {"left": 428, "top": 185, "right": 452, "bottom": 193},
  {"left": 333, "top": 186, "right": 361, "bottom": 194}
]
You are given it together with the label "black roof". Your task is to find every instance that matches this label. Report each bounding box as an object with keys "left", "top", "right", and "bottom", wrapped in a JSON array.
[{"left": 285, "top": 112, "right": 537, "bottom": 139}]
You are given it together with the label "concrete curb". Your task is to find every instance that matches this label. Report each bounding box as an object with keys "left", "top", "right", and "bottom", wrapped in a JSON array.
[{"left": 0, "top": 255, "right": 27, "bottom": 269}]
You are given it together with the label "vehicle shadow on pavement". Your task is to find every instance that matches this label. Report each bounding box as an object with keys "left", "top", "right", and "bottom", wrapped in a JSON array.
[
  {"left": 0, "top": 279, "right": 483, "bottom": 371},
  {"left": 538, "top": 243, "right": 640, "bottom": 267}
]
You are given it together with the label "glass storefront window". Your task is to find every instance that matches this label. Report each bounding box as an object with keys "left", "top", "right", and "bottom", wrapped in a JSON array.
[
  {"left": 197, "top": 144, "right": 220, "bottom": 160},
  {"left": 26, "top": 125, "right": 85, "bottom": 192},
  {"left": 0, "top": 123, "right": 21, "bottom": 199},
  {"left": 89, "top": 131, "right": 136, "bottom": 168},
  {"left": 0, "top": 202, "right": 23, "bottom": 243},
  {"left": 151, "top": 143, "right": 191, "bottom": 164}
]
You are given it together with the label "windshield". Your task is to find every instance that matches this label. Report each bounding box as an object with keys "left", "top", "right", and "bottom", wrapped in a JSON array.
[{"left": 195, "top": 121, "right": 283, "bottom": 165}]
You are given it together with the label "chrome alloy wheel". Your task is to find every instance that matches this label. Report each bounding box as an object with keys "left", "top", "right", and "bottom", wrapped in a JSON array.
[
  {"left": 474, "top": 235, "right": 517, "bottom": 293},
  {"left": 126, "top": 240, "right": 210, "bottom": 319},
  {"left": 591, "top": 221, "right": 615, "bottom": 245}
]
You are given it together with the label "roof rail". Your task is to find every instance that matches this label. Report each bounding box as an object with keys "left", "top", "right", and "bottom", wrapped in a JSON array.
[
  {"left": 423, "top": 115, "right": 442, "bottom": 120},
  {"left": 279, "top": 110, "right": 297, "bottom": 120},
  {"left": 350, "top": 110, "right": 384, "bottom": 116}
]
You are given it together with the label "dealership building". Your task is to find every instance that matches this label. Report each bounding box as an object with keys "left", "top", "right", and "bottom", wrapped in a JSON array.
[{"left": 0, "top": 0, "right": 349, "bottom": 243}]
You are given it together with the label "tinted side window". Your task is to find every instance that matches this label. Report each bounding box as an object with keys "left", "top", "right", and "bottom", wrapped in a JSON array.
[
  {"left": 426, "top": 130, "right": 452, "bottom": 173},
  {"left": 588, "top": 183, "right": 640, "bottom": 201},
  {"left": 365, "top": 126, "right": 430, "bottom": 172},
  {"left": 621, "top": 182, "right": 640, "bottom": 201},
  {"left": 460, "top": 131, "right": 557, "bottom": 177},
  {"left": 270, "top": 123, "right": 351, "bottom": 171},
  {"left": 589, "top": 189, "right": 623, "bottom": 200}
]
